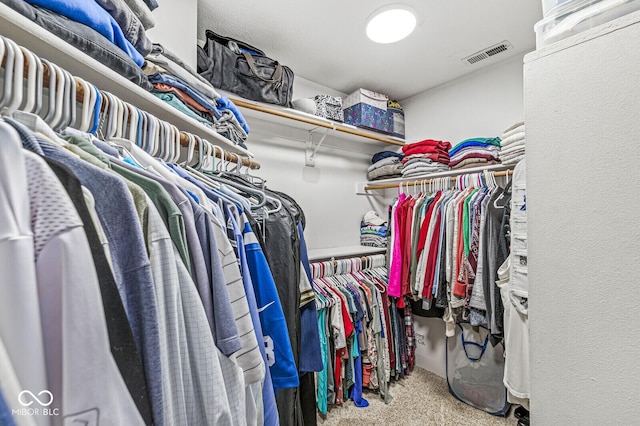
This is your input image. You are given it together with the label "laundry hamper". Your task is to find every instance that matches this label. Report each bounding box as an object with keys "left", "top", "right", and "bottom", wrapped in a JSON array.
[{"left": 446, "top": 323, "right": 510, "bottom": 415}]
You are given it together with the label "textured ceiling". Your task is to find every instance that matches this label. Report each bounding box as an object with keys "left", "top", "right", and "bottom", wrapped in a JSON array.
[{"left": 198, "top": 0, "right": 543, "bottom": 100}]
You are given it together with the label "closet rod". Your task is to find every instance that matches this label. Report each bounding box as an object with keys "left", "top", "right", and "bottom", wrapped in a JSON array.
[
  {"left": 2, "top": 44, "right": 261, "bottom": 170},
  {"left": 364, "top": 169, "right": 514, "bottom": 191},
  {"left": 229, "top": 97, "right": 405, "bottom": 147}
]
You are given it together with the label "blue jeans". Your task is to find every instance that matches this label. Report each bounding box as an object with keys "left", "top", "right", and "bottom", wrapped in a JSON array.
[{"left": 95, "top": 0, "right": 153, "bottom": 56}]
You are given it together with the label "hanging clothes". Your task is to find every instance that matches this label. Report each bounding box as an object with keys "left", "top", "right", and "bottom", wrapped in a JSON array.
[{"left": 387, "top": 172, "right": 513, "bottom": 341}]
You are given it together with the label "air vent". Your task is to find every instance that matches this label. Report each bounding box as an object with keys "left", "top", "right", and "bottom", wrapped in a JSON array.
[{"left": 462, "top": 41, "right": 513, "bottom": 65}]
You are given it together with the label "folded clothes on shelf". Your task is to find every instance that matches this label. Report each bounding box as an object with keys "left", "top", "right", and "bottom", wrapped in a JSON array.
[
  {"left": 24, "top": 0, "right": 144, "bottom": 66},
  {"left": 400, "top": 139, "right": 451, "bottom": 177},
  {"left": 449, "top": 137, "right": 502, "bottom": 170},
  {"left": 498, "top": 122, "right": 525, "bottom": 166},
  {"left": 360, "top": 211, "right": 388, "bottom": 248},
  {"left": 1, "top": 0, "right": 152, "bottom": 89},
  {"left": 368, "top": 150, "right": 404, "bottom": 180},
  {"left": 95, "top": 0, "right": 153, "bottom": 56}
]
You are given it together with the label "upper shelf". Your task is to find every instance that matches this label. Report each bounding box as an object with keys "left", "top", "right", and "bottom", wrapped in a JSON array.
[
  {"left": 0, "top": 4, "right": 254, "bottom": 158},
  {"left": 226, "top": 94, "right": 406, "bottom": 147}
]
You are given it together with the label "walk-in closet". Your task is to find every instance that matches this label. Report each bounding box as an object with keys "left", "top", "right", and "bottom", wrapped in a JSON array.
[{"left": 0, "top": 1, "right": 638, "bottom": 425}]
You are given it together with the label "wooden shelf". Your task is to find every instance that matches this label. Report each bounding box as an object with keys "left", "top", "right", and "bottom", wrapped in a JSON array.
[
  {"left": 308, "top": 245, "right": 386, "bottom": 262},
  {"left": 0, "top": 4, "right": 254, "bottom": 158},
  {"left": 226, "top": 94, "right": 406, "bottom": 147}
]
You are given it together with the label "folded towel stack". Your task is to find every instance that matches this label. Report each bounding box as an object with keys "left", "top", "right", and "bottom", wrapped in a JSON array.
[
  {"left": 367, "top": 151, "right": 404, "bottom": 181},
  {"left": 449, "top": 137, "right": 502, "bottom": 170},
  {"left": 360, "top": 211, "right": 388, "bottom": 248},
  {"left": 400, "top": 139, "right": 451, "bottom": 177},
  {"left": 499, "top": 122, "right": 525, "bottom": 166}
]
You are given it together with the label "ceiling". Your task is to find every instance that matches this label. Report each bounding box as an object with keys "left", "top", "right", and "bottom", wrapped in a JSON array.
[{"left": 198, "top": 1, "right": 543, "bottom": 101}]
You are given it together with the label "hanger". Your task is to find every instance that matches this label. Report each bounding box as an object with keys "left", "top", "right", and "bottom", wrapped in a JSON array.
[
  {"left": 203, "top": 145, "right": 267, "bottom": 208},
  {"left": 0, "top": 37, "right": 15, "bottom": 110},
  {"left": 180, "top": 133, "right": 196, "bottom": 167},
  {"left": 22, "top": 47, "right": 43, "bottom": 115},
  {"left": 75, "top": 78, "right": 92, "bottom": 132},
  {"left": 58, "top": 68, "right": 76, "bottom": 131},
  {"left": 4, "top": 38, "right": 24, "bottom": 113},
  {"left": 47, "top": 63, "right": 67, "bottom": 130}
]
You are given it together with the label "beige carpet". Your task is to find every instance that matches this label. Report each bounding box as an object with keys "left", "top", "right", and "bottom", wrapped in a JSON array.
[{"left": 317, "top": 367, "right": 514, "bottom": 426}]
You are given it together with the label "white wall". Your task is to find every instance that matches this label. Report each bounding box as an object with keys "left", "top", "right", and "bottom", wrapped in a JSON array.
[
  {"left": 394, "top": 53, "right": 527, "bottom": 378},
  {"left": 401, "top": 53, "right": 526, "bottom": 144},
  {"left": 525, "top": 14, "right": 640, "bottom": 425},
  {"left": 148, "top": 0, "right": 198, "bottom": 69},
  {"left": 246, "top": 77, "right": 386, "bottom": 251}
]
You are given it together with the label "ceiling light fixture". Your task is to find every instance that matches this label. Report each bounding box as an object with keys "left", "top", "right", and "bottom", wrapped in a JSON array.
[{"left": 366, "top": 4, "right": 417, "bottom": 44}]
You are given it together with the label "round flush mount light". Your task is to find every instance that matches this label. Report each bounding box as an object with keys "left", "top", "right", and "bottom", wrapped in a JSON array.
[{"left": 366, "top": 4, "right": 417, "bottom": 44}]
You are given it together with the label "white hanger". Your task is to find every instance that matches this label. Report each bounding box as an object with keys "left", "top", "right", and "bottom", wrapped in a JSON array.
[
  {"left": 48, "top": 64, "right": 67, "bottom": 130},
  {"left": 126, "top": 103, "right": 139, "bottom": 143},
  {"left": 172, "top": 126, "right": 181, "bottom": 163},
  {"left": 58, "top": 68, "right": 75, "bottom": 131},
  {"left": 6, "top": 39, "right": 24, "bottom": 114},
  {"left": 0, "top": 37, "right": 16, "bottom": 110},
  {"left": 40, "top": 59, "right": 57, "bottom": 124},
  {"left": 75, "top": 78, "right": 92, "bottom": 132},
  {"left": 113, "top": 96, "right": 125, "bottom": 139},
  {"left": 181, "top": 133, "right": 196, "bottom": 166}
]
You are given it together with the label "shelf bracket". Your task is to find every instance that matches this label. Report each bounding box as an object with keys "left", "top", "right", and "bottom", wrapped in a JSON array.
[{"left": 305, "top": 124, "right": 336, "bottom": 167}]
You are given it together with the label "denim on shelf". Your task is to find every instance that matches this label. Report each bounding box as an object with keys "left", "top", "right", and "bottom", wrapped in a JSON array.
[
  {"left": 95, "top": 0, "right": 153, "bottom": 56},
  {"left": 1, "top": 0, "right": 152, "bottom": 89},
  {"left": 24, "top": 0, "right": 144, "bottom": 66}
]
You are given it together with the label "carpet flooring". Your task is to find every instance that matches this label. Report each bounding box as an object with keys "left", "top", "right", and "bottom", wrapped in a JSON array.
[{"left": 317, "top": 367, "right": 515, "bottom": 426}]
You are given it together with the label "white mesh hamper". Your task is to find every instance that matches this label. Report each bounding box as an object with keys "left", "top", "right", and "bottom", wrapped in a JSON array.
[{"left": 446, "top": 323, "right": 510, "bottom": 415}]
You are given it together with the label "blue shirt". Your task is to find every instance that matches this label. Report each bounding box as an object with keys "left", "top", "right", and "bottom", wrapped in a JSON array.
[{"left": 242, "top": 219, "right": 299, "bottom": 390}]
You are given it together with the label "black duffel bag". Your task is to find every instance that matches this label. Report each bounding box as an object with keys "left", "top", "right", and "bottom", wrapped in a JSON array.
[{"left": 197, "top": 30, "right": 294, "bottom": 107}]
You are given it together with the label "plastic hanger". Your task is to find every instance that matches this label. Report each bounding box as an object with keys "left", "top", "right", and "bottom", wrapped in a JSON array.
[
  {"left": 114, "top": 97, "right": 126, "bottom": 139},
  {"left": 41, "top": 60, "right": 57, "bottom": 124},
  {"left": 172, "top": 126, "right": 181, "bottom": 163},
  {"left": 192, "top": 134, "right": 205, "bottom": 169},
  {"left": 31, "top": 49, "right": 44, "bottom": 114},
  {"left": 137, "top": 110, "right": 148, "bottom": 149},
  {"left": 0, "top": 37, "right": 16, "bottom": 110},
  {"left": 19, "top": 47, "right": 36, "bottom": 113},
  {"left": 5, "top": 39, "right": 24, "bottom": 113},
  {"left": 58, "top": 69, "right": 75, "bottom": 130},
  {"left": 48, "top": 64, "right": 67, "bottom": 130},
  {"left": 75, "top": 78, "right": 92, "bottom": 132},
  {"left": 88, "top": 84, "right": 101, "bottom": 134},
  {"left": 181, "top": 133, "right": 196, "bottom": 167}
]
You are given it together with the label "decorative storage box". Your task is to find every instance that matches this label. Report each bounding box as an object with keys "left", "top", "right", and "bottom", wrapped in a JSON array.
[
  {"left": 342, "top": 88, "right": 392, "bottom": 134},
  {"left": 387, "top": 100, "right": 405, "bottom": 139},
  {"left": 313, "top": 95, "right": 344, "bottom": 122}
]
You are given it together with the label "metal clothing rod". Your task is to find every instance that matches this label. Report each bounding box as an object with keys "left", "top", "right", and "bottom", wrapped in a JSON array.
[
  {"left": 364, "top": 169, "right": 514, "bottom": 191},
  {"left": 1, "top": 37, "right": 260, "bottom": 170}
]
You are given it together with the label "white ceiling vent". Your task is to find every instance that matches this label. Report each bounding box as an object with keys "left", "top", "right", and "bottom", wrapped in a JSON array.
[{"left": 462, "top": 41, "right": 513, "bottom": 65}]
